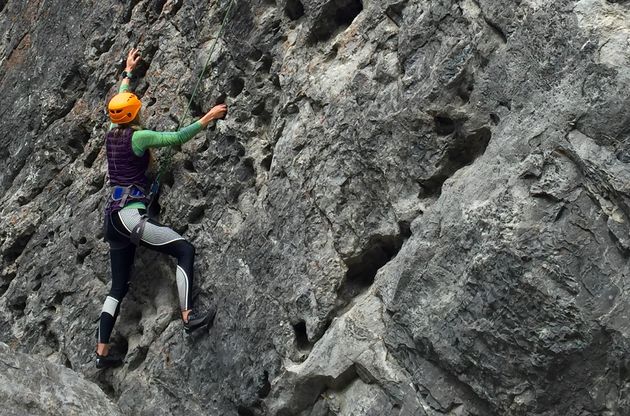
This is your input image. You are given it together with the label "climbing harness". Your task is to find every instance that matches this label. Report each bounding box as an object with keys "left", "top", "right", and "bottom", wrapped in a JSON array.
[
  {"left": 147, "top": 0, "right": 236, "bottom": 216},
  {"left": 110, "top": 184, "right": 148, "bottom": 207},
  {"left": 130, "top": 215, "right": 150, "bottom": 246},
  {"left": 104, "top": 184, "right": 151, "bottom": 246}
]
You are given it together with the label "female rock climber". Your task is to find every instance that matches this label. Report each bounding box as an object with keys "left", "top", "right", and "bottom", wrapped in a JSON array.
[{"left": 96, "top": 48, "right": 227, "bottom": 369}]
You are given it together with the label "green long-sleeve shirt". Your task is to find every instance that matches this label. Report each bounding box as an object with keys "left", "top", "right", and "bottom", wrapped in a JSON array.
[
  {"left": 109, "top": 83, "right": 204, "bottom": 210},
  {"left": 129, "top": 121, "right": 203, "bottom": 156},
  {"left": 109, "top": 83, "right": 204, "bottom": 155}
]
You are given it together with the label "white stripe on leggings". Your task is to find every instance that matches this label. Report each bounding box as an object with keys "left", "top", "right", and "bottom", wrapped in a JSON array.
[
  {"left": 102, "top": 296, "right": 119, "bottom": 317},
  {"left": 176, "top": 265, "right": 189, "bottom": 310}
]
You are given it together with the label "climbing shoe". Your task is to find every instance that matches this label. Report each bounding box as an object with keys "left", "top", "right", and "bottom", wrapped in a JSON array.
[
  {"left": 183, "top": 305, "right": 216, "bottom": 334},
  {"left": 95, "top": 352, "right": 124, "bottom": 369}
]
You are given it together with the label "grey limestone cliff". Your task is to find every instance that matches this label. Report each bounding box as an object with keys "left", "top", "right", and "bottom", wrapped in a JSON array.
[{"left": 1, "top": 0, "right": 630, "bottom": 415}]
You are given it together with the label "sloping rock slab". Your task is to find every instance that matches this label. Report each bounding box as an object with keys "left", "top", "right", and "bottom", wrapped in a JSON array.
[{"left": 0, "top": 343, "right": 121, "bottom": 416}]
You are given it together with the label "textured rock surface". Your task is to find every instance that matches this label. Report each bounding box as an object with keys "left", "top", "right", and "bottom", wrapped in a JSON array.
[
  {"left": 1, "top": 0, "right": 630, "bottom": 415},
  {"left": 0, "top": 342, "right": 122, "bottom": 415}
]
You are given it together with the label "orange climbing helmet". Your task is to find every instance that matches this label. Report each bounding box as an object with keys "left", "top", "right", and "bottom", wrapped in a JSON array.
[{"left": 108, "top": 92, "right": 142, "bottom": 124}]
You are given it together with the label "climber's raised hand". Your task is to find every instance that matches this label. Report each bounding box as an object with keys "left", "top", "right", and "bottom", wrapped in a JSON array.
[
  {"left": 126, "top": 48, "right": 141, "bottom": 72},
  {"left": 200, "top": 104, "right": 228, "bottom": 127}
]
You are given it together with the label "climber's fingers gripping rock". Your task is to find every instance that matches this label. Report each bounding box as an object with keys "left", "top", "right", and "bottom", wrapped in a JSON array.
[
  {"left": 126, "top": 48, "right": 141, "bottom": 72},
  {"left": 209, "top": 104, "right": 228, "bottom": 120},
  {"left": 200, "top": 104, "right": 228, "bottom": 127}
]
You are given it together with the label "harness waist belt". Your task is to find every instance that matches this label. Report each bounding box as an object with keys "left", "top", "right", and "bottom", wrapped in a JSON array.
[
  {"left": 111, "top": 185, "right": 146, "bottom": 201},
  {"left": 105, "top": 184, "right": 150, "bottom": 215}
]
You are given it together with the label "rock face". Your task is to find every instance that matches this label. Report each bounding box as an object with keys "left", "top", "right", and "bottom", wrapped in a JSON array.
[
  {"left": 1, "top": 0, "right": 630, "bottom": 415},
  {"left": 0, "top": 342, "right": 122, "bottom": 415}
]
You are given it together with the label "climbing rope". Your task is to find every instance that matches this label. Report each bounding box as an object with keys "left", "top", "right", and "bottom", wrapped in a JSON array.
[
  {"left": 149, "top": 0, "right": 236, "bottom": 212},
  {"left": 181, "top": 0, "right": 236, "bottom": 126}
]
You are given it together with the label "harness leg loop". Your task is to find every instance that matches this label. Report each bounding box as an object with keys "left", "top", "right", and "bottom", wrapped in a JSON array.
[{"left": 130, "top": 215, "right": 149, "bottom": 246}]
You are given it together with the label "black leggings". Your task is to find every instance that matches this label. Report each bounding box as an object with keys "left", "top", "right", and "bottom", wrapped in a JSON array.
[{"left": 98, "top": 208, "right": 195, "bottom": 344}]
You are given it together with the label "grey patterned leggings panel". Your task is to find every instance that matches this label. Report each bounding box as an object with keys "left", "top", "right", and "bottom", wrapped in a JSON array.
[{"left": 97, "top": 208, "right": 195, "bottom": 344}]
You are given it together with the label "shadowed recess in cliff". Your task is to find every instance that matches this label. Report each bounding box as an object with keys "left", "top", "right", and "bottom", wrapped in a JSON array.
[
  {"left": 338, "top": 232, "right": 407, "bottom": 303},
  {"left": 66, "top": 124, "right": 92, "bottom": 156},
  {"left": 293, "top": 320, "right": 311, "bottom": 350},
  {"left": 2, "top": 226, "right": 37, "bottom": 264},
  {"left": 285, "top": 0, "right": 304, "bottom": 20},
  {"left": 308, "top": 0, "right": 363, "bottom": 43},
  {"left": 7, "top": 294, "right": 27, "bottom": 316},
  {"left": 418, "top": 123, "right": 492, "bottom": 197},
  {"left": 236, "top": 406, "right": 257, "bottom": 416},
  {"left": 127, "top": 345, "right": 149, "bottom": 371},
  {"left": 385, "top": 1, "right": 406, "bottom": 27},
  {"left": 229, "top": 77, "right": 245, "bottom": 97},
  {"left": 121, "top": 0, "right": 142, "bottom": 24},
  {"left": 0, "top": 268, "right": 16, "bottom": 297},
  {"left": 234, "top": 368, "right": 272, "bottom": 415}
]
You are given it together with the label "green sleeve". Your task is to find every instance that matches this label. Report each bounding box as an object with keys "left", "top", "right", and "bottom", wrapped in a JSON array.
[
  {"left": 119, "top": 83, "right": 131, "bottom": 93},
  {"left": 108, "top": 83, "right": 132, "bottom": 131},
  {"left": 131, "top": 121, "right": 204, "bottom": 156}
]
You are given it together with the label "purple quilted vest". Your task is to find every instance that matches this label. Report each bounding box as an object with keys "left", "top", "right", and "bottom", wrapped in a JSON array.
[{"left": 105, "top": 128, "right": 150, "bottom": 213}]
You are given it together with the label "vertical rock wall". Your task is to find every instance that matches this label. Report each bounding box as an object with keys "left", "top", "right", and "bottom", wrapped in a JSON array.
[{"left": 1, "top": 0, "right": 630, "bottom": 415}]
